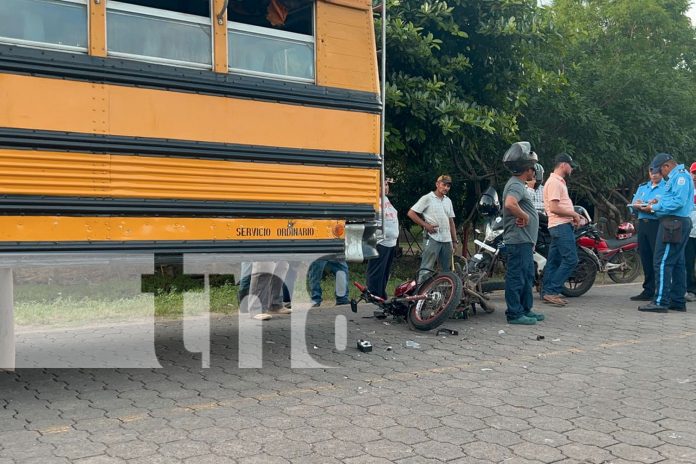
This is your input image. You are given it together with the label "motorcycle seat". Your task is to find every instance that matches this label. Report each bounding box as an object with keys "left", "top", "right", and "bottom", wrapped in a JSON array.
[{"left": 603, "top": 236, "right": 637, "bottom": 250}]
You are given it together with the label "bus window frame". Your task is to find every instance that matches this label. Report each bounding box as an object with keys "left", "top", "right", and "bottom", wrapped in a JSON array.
[
  {"left": 0, "top": 0, "right": 88, "bottom": 54},
  {"left": 227, "top": 7, "right": 316, "bottom": 84},
  {"left": 106, "top": 0, "right": 214, "bottom": 70}
]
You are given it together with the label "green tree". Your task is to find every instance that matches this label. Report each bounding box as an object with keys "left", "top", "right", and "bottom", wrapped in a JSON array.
[
  {"left": 379, "top": 0, "right": 548, "bottom": 225},
  {"left": 522, "top": 0, "right": 696, "bottom": 225}
]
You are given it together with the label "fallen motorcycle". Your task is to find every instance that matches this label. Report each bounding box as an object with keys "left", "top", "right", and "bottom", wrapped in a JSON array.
[{"left": 350, "top": 270, "right": 463, "bottom": 331}]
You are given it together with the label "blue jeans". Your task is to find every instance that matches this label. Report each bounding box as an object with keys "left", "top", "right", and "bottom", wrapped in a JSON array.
[
  {"left": 542, "top": 223, "right": 578, "bottom": 296},
  {"left": 238, "top": 262, "right": 252, "bottom": 311},
  {"left": 282, "top": 262, "right": 299, "bottom": 303},
  {"left": 308, "top": 260, "right": 349, "bottom": 305},
  {"left": 653, "top": 217, "right": 691, "bottom": 307},
  {"left": 505, "top": 243, "right": 535, "bottom": 320}
]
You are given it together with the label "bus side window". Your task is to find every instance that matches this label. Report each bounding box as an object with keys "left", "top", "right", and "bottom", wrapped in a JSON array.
[
  {"left": 228, "top": 0, "right": 314, "bottom": 82},
  {"left": 0, "top": 0, "right": 87, "bottom": 51},
  {"left": 106, "top": 1, "right": 212, "bottom": 68}
]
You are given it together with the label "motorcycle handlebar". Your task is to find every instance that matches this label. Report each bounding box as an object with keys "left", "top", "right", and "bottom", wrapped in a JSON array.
[
  {"left": 575, "top": 224, "right": 600, "bottom": 240},
  {"left": 353, "top": 282, "right": 367, "bottom": 292}
]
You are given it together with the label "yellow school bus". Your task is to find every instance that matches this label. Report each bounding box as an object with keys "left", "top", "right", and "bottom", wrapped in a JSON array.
[{"left": 0, "top": 0, "right": 381, "bottom": 260}]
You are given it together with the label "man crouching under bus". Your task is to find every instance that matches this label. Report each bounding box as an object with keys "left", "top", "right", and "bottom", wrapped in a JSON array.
[{"left": 502, "top": 142, "right": 545, "bottom": 325}]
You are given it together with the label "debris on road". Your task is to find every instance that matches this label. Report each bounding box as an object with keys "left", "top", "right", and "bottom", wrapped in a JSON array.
[{"left": 357, "top": 339, "right": 372, "bottom": 353}]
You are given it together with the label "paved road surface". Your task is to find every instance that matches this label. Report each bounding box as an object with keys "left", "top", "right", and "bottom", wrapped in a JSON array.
[{"left": 1, "top": 282, "right": 695, "bottom": 463}]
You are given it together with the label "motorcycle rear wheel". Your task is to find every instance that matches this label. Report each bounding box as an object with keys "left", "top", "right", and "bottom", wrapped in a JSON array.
[
  {"left": 408, "top": 272, "right": 463, "bottom": 331},
  {"left": 608, "top": 249, "right": 641, "bottom": 284},
  {"left": 561, "top": 251, "right": 597, "bottom": 297}
]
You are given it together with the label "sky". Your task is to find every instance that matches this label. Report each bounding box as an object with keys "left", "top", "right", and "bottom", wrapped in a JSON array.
[
  {"left": 539, "top": 0, "right": 696, "bottom": 24},
  {"left": 688, "top": 4, "right": 696, "bottom": 24}
]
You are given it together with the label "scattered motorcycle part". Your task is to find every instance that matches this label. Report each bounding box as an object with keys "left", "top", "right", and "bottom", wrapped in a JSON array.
[
  {"left": 436, "top": 328, "right": 459, "bottom": 336},
  {"left": 357, "top": 339, "right": 372, "bottom": 352}
]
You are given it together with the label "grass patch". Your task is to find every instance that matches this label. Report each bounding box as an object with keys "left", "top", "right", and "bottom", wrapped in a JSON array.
[{"left": 13, "top": 256, "right": 423, "bottom": 327}]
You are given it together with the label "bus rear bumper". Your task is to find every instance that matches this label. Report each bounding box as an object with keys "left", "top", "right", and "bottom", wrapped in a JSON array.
[{"left": 344, "top": 223, "right": 378, "bottom": 262}]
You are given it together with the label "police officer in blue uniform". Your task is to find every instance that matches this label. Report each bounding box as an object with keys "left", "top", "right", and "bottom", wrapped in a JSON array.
[
  {"left": 636, "top": 153, "right": 694, "bottom": 312},
  {"left": 629, "top": 168, "right": 666, "bottom": 301}
]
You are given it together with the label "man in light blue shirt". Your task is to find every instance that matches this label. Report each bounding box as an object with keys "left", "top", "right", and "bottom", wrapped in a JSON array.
[
  {"left": 629, "top": 168, "right": 666, "bottom": 301},
  {"left": 635, "top": 153, "right": 694, "bottom": 312}
]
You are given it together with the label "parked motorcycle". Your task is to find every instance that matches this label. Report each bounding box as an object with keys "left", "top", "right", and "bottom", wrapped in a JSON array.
[
  {"left": 458, "top": 187, "right": 620, "bottom": 297},
  {"left": 579, "top": 219, "right": 640, "bottom": 284},
  {"left": 350, "top": 269, "right": 463, "bottom": 331},
  {"left": 536, "top": 207, "right": 640, "bottom": 296},
  {"left": 535, "top": 208, "right": 599, "bottom": 297}
]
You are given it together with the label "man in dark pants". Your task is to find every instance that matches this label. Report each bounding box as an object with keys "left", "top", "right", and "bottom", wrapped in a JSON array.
[
  {"left": 367, "top": 178, "right": 399, "bottom": 299},
  {"left": 684, "top": 162, "right": 696, "bottom": 301},
  {"left": 629, "top": 168, "right": 665, "bottom": 301},
  {"left": 636, "top": 153, "right": 694, "bottom": 312},
  {"left": 501, "top": 142, "right": 544, "bottom": 325}
]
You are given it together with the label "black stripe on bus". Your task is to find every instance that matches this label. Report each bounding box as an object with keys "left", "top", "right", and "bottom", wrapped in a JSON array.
[
  {"left": 0, "top": 239, "right": 345, "bottom": 255},
  {"left": 0, "top": 196, "right": 377, "bottom": 220},
  {"left": 0, "top": 128, "right": 381, "bottom": 168},
  {"left": 0, "top": 44, "right": 382, "bottom": 114}
]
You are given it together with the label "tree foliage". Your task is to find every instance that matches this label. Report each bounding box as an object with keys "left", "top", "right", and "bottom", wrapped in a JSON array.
[
  {"left": 522, "top": 0, "right": 696, "bottom": 224},
  {"left": 380, "top": 0, "right": 546, "bottom": 219},
  {"left": 382, "top": 0, "right": 696, "bottom": 230}
]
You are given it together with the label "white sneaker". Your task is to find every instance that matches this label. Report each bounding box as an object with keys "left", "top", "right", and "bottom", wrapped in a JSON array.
[
  {"left": 253, "top": 313, "right": 272, "bottom": 321},
  {"left": 685, "top": 292, "right": 696, "bottom": 302}
]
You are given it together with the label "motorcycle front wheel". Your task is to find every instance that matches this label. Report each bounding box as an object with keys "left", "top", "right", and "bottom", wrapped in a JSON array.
[
  {"left": 561, "top": 250, "right": 598, "bottom": 297},
  {"left": 608, "top": 249, "right": 641, "bottom": 284},
  {"left": 408, "top": 272, "right": 463, "bottom": 331}
]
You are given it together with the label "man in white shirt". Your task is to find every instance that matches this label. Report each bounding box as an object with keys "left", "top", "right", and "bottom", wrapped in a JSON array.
[
  {"left": 407, "top": 175, "right": 457, "bottom": 282},
  {"left": 526, "top": 162, "right": 545, "bottom": 214}
]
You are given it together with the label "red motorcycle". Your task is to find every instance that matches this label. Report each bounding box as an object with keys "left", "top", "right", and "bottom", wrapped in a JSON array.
[
  {"left": 536, "top": 208, "right": 640, "bottom": 297},
  {"left": 576, "top": 217, "right": 640, "bottom": 284},
  {"left": 351, "top": 270, "right": 463, "bottom": 331}
]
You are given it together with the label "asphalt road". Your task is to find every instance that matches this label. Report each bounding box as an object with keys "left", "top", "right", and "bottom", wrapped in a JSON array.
[{"left": 1, "top": 281, "right": 695, "bottom": 463}]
